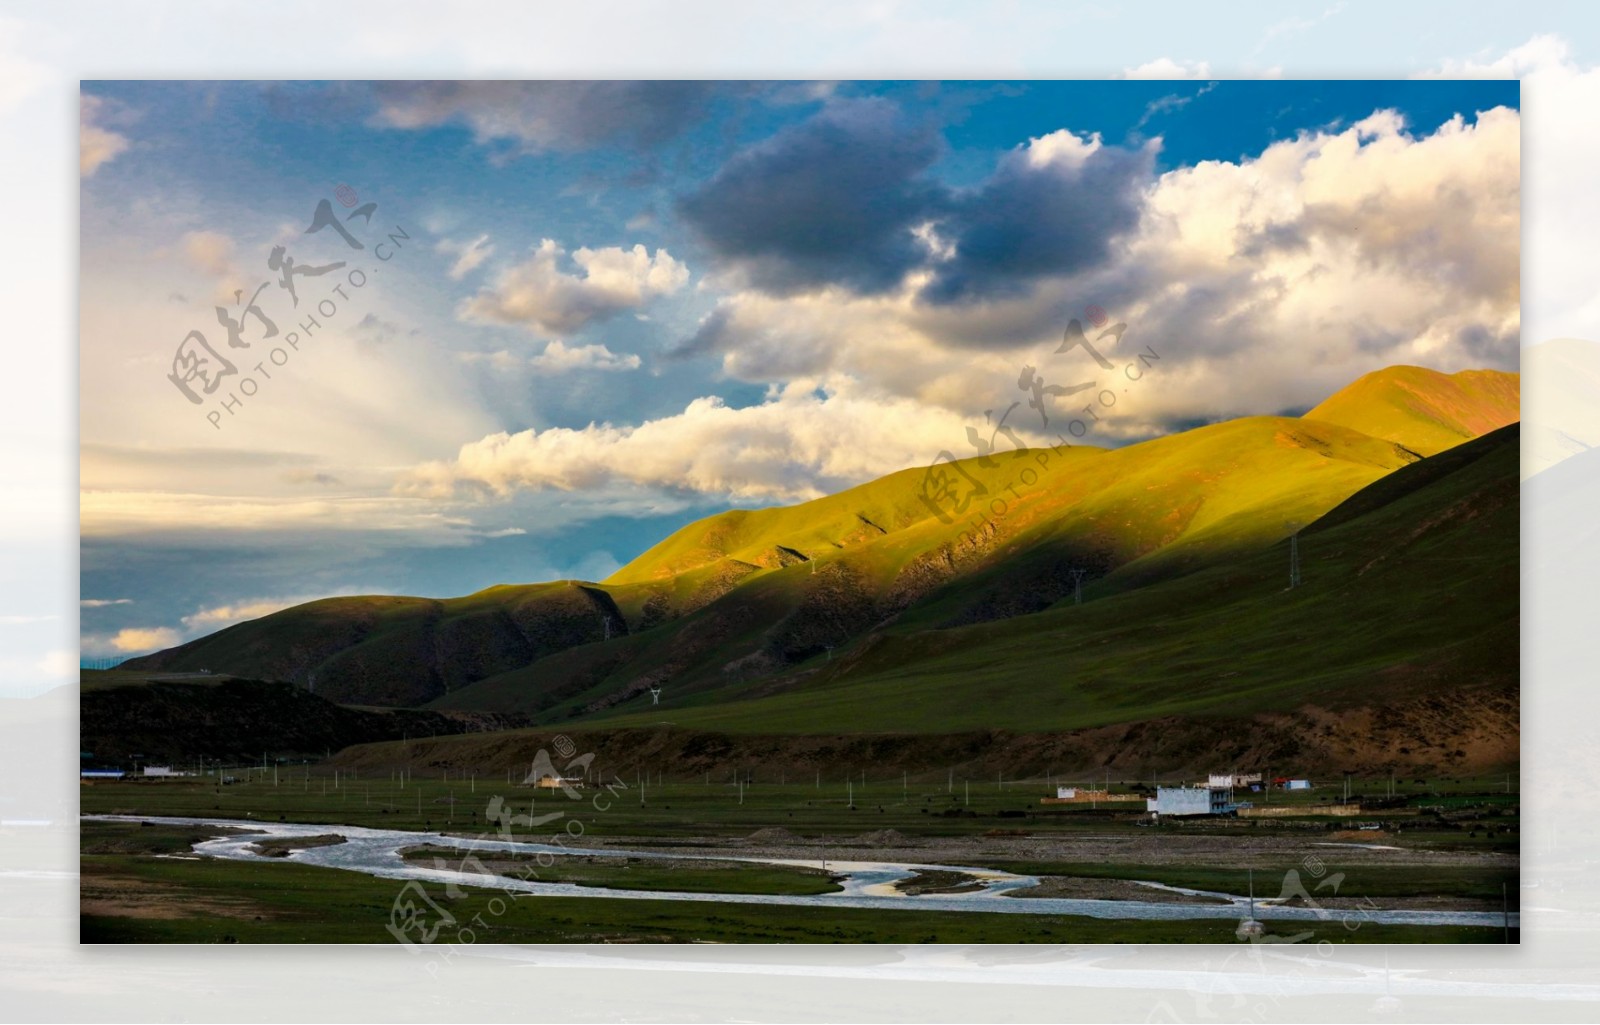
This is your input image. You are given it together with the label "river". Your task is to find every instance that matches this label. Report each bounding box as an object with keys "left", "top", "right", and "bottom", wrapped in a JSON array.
[{"left": 85, "top": 815, "right": 1517, "bottom": 928}]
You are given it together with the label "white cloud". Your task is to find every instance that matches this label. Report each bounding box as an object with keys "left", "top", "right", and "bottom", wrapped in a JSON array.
[
  {"left": 459, "top": 341, "right": 642, "bottom": 373},
  {"left": 1417, "top": 35, "right": 1595, "bottom": 345},
  {"left": 181, "top": 597, "right": 313, "bottom": 631},
  {"left": 1022, "top": 128, "right": 1104, "bottom": 170},
  {"left": 1122, "top": 58, "right": 1214, "bottom": 79},
  {"left": 107, "top": 626, "right": 179, "bottom": 653},
  {"left": 1414, "top": 31, "right": 1560, "bottom": 79},
  {"left": 529, "top": 340, "right": 641, "bottom": 372},
  {"left": 460, "top": 239, "right": 689, "bottom": 335},
  {"left": 677, "top": 104, "right": 1521, "bottom": 444},
  {"left": 80, "top": 598, "right": 132, "bottom": 607},
  {"left": 396, "top": 377, "right": 981, "bottom": 504},
  {"left": 79, "top": 490, "right": 489, "bottom": 542},
  {"left": 412, "top": 104, "right": 1518, "bottom": 507},
  {"left": 437, "top": 233, "right": 495, "bottom": 280},
  {"left": 80, "top": 93, "right": 128, "bottom": 176}
]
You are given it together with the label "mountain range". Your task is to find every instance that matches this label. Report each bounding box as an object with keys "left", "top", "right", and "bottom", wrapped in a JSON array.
[{"left": 122, "top": 364, "right": 1519, "bottom": 765}]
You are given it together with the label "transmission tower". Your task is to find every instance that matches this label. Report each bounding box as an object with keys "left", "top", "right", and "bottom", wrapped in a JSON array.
[
  {"left": 1069, "top": 568, "right": 1087, "bottom": 604},
  {"left": 1289, "top": 534, "right": 1301, "bottom": 589}
]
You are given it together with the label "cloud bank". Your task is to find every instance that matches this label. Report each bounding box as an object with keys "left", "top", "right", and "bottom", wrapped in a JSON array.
[
  {"left": 414, "top": 104, "right": 1520, "bottom": 503},
  {"left": 460, "top": 239, "right": 688, "bottom": 335}
]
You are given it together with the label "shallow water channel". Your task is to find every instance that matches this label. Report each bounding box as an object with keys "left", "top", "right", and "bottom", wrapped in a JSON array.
[{"left": 86, "top": 815, "right": 1516, "bottom": 929}]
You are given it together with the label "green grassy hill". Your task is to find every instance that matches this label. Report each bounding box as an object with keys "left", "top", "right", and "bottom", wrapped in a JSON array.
[
  {"left": 121, "top": 582, "right": 624, "bottom": 706},
  {"left": 1303, "top": 365, "right": 1519, "bottom": 456},
  {"left": 582, "top": 423, "right": 1517, "bottom": 743},
  {"left": 121, "top": 364, "right": 1519, "bottom": 743},
  {"left": 78, "top": 670, "right": 535, "bottom": 765}
]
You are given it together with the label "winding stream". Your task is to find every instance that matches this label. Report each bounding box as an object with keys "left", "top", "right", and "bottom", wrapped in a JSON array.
[{"left": 87, "top": 815, "right": 1517, "bottom": 928}]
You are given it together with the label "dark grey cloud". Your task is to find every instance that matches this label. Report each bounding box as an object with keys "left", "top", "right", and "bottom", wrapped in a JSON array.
[
  {"left": 669, "top": 307, "right": 731, "bottom": 362},
  {"left": 678, "top": 99, "right": 1155, "bottom": 304},
  {"left": 371, "top": 81, "right": 730, "bottom": 153},
  {"left": 676, "top": 98, "right": 946, "bottom": 295},
  {"left": 1454, "top": 321, "right": 1519, "bottom": 362},
  {"left": 920, "top": 141, "right": 1157, "bottom": 304}
]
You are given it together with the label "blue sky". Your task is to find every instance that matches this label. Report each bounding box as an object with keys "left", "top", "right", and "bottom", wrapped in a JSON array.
[{"left": 78, "top": 76, "right": 1520, "bottom": 658}]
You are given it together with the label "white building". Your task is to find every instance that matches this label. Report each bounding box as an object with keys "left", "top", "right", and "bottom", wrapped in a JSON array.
[
  {"left": 142, "top": 765, "right": 189, "bottom": 777},
  {"left": 1146, "top": 786, "right": 1246, "bottom": 816},
  {"left": 1207, "top": 773, "right": 1262, "bottom": 788},
  {"left": 1056, "top": 786, "right": 1076, "bottom": 799}
]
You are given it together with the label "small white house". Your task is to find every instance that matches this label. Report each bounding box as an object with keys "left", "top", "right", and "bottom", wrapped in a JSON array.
[
  {"left": 1056, "top": 786, "right": 1076, "bottom": 799},
  {"left": 1147, "top": 786, "right": 1245, "bottom": 817}
]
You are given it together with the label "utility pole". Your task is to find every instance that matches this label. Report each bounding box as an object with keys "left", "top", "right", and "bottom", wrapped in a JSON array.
[{"left": 1290, "top": 533, "right": 1301, "bottom": 588}]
